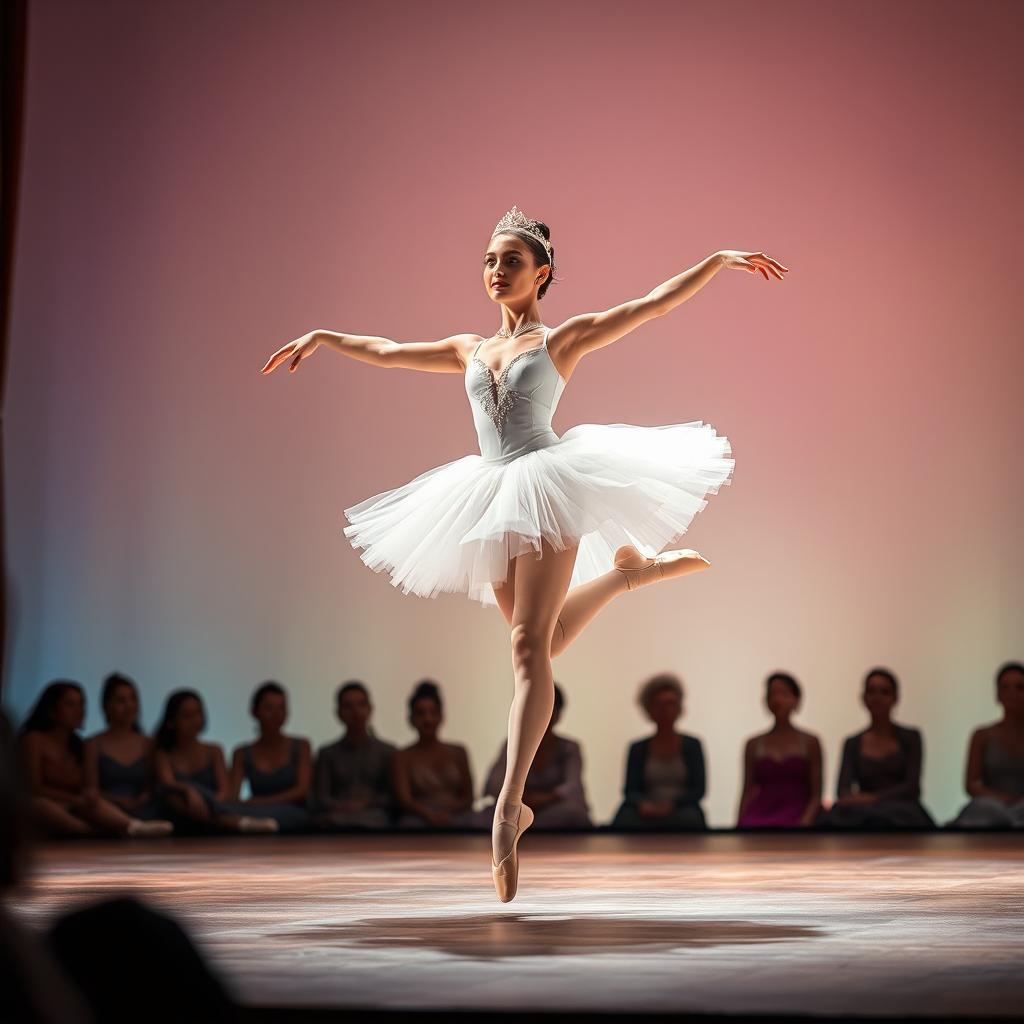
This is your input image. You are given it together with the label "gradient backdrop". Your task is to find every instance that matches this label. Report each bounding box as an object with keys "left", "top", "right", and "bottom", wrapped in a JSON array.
[{"left": 6, "top": 0, "right": 1022, "bottom": 826}]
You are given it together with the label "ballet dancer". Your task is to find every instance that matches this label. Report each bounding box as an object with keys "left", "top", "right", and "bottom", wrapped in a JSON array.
[{"left": 262, "top": 204, "right": 787, "bottom": 901}]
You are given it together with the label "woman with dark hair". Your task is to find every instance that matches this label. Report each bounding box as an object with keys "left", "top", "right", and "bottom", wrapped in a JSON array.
[
  {"left": 262, "top": 204, "right": 785, "bottom": 900},
  {"left": 816, "top": 669, "right": 935, "bottom": 829},
  {"left": 152, "top": 689, "right": 277, "bottom": 833},
  {"left": 392, "top": 680, "right": 476, "bottom": 829},
  {"left": 19, "top": 680, "right": 171, "bottom": 837},
  {"left": 482, "top": 682, "right": 592, "bottom": 830},
  {"left": 84, "top": 673, "right": 172, "bottom": 827},
  {"left": 947, "top": 661, "right": 1024, "bottom": 828},
  {"left": 612, "top": 673, "right": 707, "bottom": 830},
  {"left": 228, "top": 682, "right": 312, "bottom": 832},
  {"left": 737, "top": 672, "right": 823, "bottom": 828}
]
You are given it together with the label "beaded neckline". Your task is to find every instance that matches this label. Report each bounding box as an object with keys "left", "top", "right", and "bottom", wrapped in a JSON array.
[
  {"left": 470, "top": 326, "right": 550, "bottom": 380},
  {"left": 472, "top": 343, "right": 547, "bottom": 383}
]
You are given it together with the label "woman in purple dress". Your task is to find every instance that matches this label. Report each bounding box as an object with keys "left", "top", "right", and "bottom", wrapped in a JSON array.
[{"left": 737, "top": 673, "right": 823, "bottom": 828}]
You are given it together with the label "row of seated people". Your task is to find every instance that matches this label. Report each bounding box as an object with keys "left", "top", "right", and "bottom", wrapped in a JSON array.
[{"left": 14, "top": 660, "right": 1024, "bottom": 837}]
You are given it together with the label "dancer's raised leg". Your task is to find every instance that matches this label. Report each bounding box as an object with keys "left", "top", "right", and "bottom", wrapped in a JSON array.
[
  {"left": 548, "top": 544, "right": 711, "bottom": 658},
  {"left": 492, "top": 538, "right": 578, "bottom": 877}
]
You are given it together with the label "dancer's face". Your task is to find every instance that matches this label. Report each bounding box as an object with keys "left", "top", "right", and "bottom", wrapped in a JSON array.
[
  {"left": 646, "top": 687, "right": 683, "bottom": 726},
  {"left": 765, "top": 680, "right": 799, "bottom": 720},
  {"left": 483, "top": 234, "right": 548, "bottom": 303},
  {"left": 862, "top": 674, "right": 897, "bottom": 718},
  {"left": 410, "top": 697, "right": 441, "bottom": 739},
  {"left": 254, "top": 692, "right": 287, "bottom": 733},
  {"left": 103, "top": 683, "right": 139, "bottom": 729},
  {"left": 997, "top": 668, "right": 1024, "bottom": 714},
  {"left": 54, "top": 688, "right": 85, "bottom": 731},
  {"left": 337, "top": 689, "right": 371, "bottom": 730}
]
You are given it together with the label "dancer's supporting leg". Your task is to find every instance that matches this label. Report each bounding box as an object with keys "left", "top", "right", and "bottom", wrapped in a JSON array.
[{"left": 492, "top": 538, "right": 578, "bottom": 867}]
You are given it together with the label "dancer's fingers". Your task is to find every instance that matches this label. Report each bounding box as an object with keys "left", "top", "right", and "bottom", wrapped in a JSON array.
[{"left": 262, "top": 343, "right": 295, "bottom": 374}]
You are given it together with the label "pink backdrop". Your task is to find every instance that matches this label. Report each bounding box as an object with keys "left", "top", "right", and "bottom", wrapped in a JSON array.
[{"left": 7, "top": 0, "right": 1022, "bottom": 825}]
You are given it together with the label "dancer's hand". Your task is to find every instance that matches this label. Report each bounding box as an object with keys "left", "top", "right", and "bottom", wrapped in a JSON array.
[
  {"left": 261, "top": 331, "right": 322, "bottom": 375},
  {"left": 716, "top": 250, "right": 788, "bottom": 281}
]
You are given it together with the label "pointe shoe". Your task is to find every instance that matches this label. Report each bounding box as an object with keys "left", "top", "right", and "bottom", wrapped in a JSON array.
[
  {"left": 491, "top": 802, "right": 535, "bottom": 903},
  {"left": 613, "top": 543, "right": 711, "bottom": 592}
]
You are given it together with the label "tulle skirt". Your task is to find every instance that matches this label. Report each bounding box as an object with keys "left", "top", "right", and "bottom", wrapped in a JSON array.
[{"left": 342, "top": 420, "right": 735, "bottom": 608}]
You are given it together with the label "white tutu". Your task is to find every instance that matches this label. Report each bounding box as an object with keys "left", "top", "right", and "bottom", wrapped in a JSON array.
[{"left": 342, "top": 420, "right": 734, "bottom": 608}]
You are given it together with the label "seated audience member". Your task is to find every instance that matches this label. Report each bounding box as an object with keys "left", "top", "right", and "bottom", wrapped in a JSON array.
[
  {"left": 737, "top": 672, "right": 823, "bottom": 827},
  {"left": 48, "top": 896, "right": 242, "bottom": 1024},
  {"left": 393, "top": 680, "right": 477, "bottom": 829},
  {"left": 84, "top": 672, "right": 172, "bottom": 828},
  {"left": 816, "top": 668, "right": 936, "bottom": 829},
  {"left": 20, "top": 680, "right": 170, "bottom": 838},
  {"left": 229, "top": 682, "right": 312, "bottom": 832},
  {"left": 483, "top": 683, "right": 593, "bottom": 829},
  {"left": 1, "top": 706, "right": 93, "bottom": 1023},
  {"left": 313, "top": 681, "right": 397, "bottom": 829},
  {"left": 947, "top": 661, "right": 1024, "bottom": 828},
  {"left": 153, "top": 689, "right": 277, "bottom": 833},
  {"left": 612, "top": 673, "right": 707, "bottom": 830},
  {"left": 3, "top": 707, "right": 241, "bottom": 1023}
]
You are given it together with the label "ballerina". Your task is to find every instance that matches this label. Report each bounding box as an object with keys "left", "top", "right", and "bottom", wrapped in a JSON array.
[{"left": 262, "top": 204, "right": 787, "bottom": 901}]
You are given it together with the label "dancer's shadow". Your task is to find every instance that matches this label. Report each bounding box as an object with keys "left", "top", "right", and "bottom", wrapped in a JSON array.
[{"left": 284, "top": 916, "right": 824, "bottom": 959}]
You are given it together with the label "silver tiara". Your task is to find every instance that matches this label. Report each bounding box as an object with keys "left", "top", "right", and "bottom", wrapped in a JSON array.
[{"left": 492, "top": 203, "right": 553, "bottom": 261}]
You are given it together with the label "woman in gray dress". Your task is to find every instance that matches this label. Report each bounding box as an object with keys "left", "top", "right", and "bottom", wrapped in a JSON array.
[
  {"left": 816, "top": 668, "right": 935, "bottom": 829},
  {"left": 612, "top": 672, "right": 707, "bottom": 830},
  {"left": 84, "top": 673, "right": 173, "bottom": 829},
  {"left": 947, "top": 661, "right": 1024, "bottom": 828},
  {"left": 393, "top": 680, "right": 477, "bottom": 829},
  {"left": 229, "top": 682, "right": 312, "bottom": 832},
  {"left": 483, "top": 683, "right": 592, "bottom": 829}
]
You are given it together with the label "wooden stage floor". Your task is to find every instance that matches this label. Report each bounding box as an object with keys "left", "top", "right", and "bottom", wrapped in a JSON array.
[{"left": 9, "top": 831, "right": 1024, "bottom": 1020}]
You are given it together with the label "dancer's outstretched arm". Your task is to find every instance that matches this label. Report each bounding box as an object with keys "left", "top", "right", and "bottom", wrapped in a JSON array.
[
  {"left": 547, "top": 249, "right": 788, "bottom": 379},
  {"left": 261, "top": 329, "right": 480, "bottom": 376}
]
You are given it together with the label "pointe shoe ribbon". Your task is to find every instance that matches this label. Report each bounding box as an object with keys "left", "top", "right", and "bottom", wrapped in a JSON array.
[
  {"left": 613, "top": 544, "right": 710, "bottom": 592},
  {"left": 491, "top": 802, "right": 534, "bottom": 903}
]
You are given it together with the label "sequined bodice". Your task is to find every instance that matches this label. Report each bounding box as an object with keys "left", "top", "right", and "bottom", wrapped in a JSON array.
[{"left": 465, "top": 326, "right": 567, "bottom": 464}]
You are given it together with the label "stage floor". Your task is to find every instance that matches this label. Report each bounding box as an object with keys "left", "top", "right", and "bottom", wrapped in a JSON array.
[{"left": 9, "top": 832, "right": 1024, "bottom": 1019}]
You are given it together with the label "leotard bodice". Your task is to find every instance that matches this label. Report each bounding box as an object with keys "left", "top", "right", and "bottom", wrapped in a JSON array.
[{"left": 464, "top": 326, "right": 566, "bottom": 464}]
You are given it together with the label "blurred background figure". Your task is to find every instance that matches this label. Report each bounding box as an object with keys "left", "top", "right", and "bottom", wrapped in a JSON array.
[
  {"left": 153, "top": 689, "right": 277, "bottom": 833},
  {"left": 313, "top": 682, "right": 396, "bottom": 829},
  {"left": 84, "top": 673, "right": 173, "bottom": 829},
  {"left": 229, "top": 682, "right": 312, "bottom": 832},
  {"left": 612, "top": 673, "right": 707, "bottom": 830},
  {"left": 1, "top": 706, "right": 93, "bottom": 1022},
  {"left": 20, "top": 680, "right": 170, "bottom": 838},
  {"left": 737, "top": 672, "right": 823, "bottom": 828},
  {"left": 816, "top": 668, "right": 935, "bottom": 829},
  {"left": 947, "top": 661, "right": 1024, "bottom": 828},
  {"left": 482, "top": 683, "right": 592, "bottom": 829},
  {"left": 392, "top": 679, "right": 477, "bottom": 829}
]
